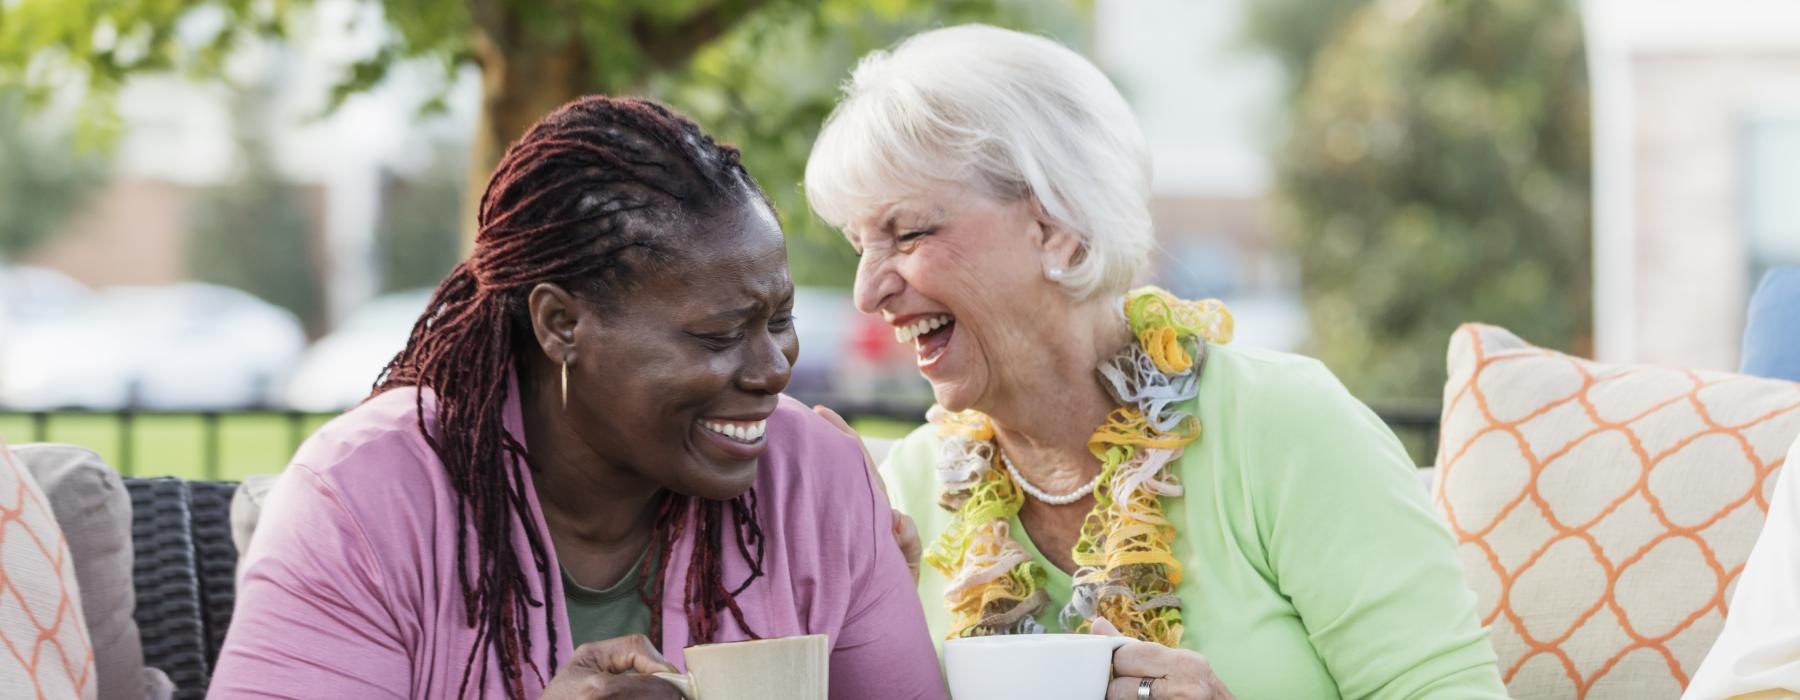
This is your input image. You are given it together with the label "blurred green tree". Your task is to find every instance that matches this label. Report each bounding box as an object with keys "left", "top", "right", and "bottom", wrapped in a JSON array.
[
  {"left": 1257, "top": 0, "right": 1592, "bottom": 402},
  {"left": 1243, "top": 0, "right": 1372, "bottom": 98},
  {"left": 0, "top": 90, "right": 106, "bottom": 258},
  {"left": 187, "top": 90, "right": 328, "bottom": 335},
  {"left": 1, "top": 0, "right": 1081, "bottom": 286}
]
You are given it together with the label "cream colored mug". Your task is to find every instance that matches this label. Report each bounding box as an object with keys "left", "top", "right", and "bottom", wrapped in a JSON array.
[{"left": 652, "top": 634, "right": 829, "bottom": 700}]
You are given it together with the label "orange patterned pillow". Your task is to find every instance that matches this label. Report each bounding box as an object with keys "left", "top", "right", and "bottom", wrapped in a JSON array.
[
  {"left": 1436, "top": 324, "right": 1800, "bottom": 699},
  {"left": 0, "top": 437, "right": 96, "bottom": 699}
]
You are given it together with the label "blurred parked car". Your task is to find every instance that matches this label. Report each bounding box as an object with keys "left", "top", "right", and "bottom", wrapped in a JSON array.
[
  {"left": 283, "top": 286, "right": 928, "bottom": 413},
  {"left": 0, "top": 265, "right": 94, "bottom": 325},
  {"left": 0, "top": 282, "right": 307, "bottom": 410},
  {"left": 789, "top": 287, "right": 930, "bottom": 411},
  {"left": 0, "top": 311, "right": 137, "bottom": 410},
  {"left": 121, "top": 284, "right": 308, "bottom": 409},
  {"left": 284, "top": 289, "right": 431, "bottom": 412},
  {"left": 0, "top": 266, "right": 115, "bottom": 406},
  {"left": 787, "top": 286, "right": 856, "bottom": 400}
]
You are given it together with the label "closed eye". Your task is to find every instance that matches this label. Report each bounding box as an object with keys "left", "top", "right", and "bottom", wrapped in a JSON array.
[
  {"left": 895, "top": 227, "right": 935, "bottom": 253},
  {"left": 691, "top": 331, "right": 744, "bottom": 352}
]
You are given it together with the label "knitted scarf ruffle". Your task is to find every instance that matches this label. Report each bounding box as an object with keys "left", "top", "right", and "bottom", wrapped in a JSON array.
[{"left": 922, "top": 287, "right": 1233, "bottom": 645}]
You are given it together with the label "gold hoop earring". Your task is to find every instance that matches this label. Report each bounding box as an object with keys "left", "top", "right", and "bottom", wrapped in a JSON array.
[{"left": 561, "top": 359, "right": 569, "bottom": 411}]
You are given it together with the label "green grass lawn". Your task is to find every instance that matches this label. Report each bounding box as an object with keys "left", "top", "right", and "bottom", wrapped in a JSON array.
[
  {"left": 0, "top": 412, "right": 923, "bottom": 482},
  {"left": 0, "top": 413, "right": 338, "bottom": 481},
  {"left": 0, "top": 410, "right": 1438, "bottom": 479}
]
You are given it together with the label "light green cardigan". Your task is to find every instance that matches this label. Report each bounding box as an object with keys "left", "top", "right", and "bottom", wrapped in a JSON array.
[{"left": 879, "top": 344, "right": 1507, "bottom": 699}]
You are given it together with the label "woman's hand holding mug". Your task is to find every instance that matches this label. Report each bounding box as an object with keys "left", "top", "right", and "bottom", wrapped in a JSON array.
[
  {"left": 540, "top": 635, "right": 683, "bottom": 700},
  {"left": 1092, "top": 618, "right": 1236, "bottom": 700}
]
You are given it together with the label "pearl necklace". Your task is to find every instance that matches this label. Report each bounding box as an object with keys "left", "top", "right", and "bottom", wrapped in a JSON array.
[{"left": 1000, "top": 450, "right": 1102, "bottom": 506}]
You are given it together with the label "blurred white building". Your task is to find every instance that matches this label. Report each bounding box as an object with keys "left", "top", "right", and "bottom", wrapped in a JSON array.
[{"left": 1587, "top": 0, "right": 1800, "bottom": 370}]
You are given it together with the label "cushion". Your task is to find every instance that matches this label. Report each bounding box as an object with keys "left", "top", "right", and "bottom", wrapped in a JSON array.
[
  {"left": 1435, "top": 324, "right": 1800, "bottom": 698},
  {"left": 1741, "top": 267, "right": 1800, "bottom": 382},
  {"left": 12, "top": 444, "right": 145, "bottom": 700},
  {"left": 0, "top": 437, "right": 98, "bottom": 699},
  {"left": 229, "top": 475, "right": 278, "bottom": 584}
]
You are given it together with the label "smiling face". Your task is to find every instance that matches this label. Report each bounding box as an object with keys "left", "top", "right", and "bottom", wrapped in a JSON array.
[
  {"left": 845, "top": 187, "right": 1072, "bottom": 413},
  {"left": 550, "top": 197, "right": 798, "bottom": 501}
]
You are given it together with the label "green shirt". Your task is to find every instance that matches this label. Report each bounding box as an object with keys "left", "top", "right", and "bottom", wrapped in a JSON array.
[
  {"left": 561, "top": 547, "right": 656, "bottom": 648},
  {"left": 881, "top": 344, "right": 1507, "bottom": 699}
]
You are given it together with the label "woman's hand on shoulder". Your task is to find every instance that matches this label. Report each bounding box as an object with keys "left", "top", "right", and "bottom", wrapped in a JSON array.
[
  {"left": 813, "top": 404, "right": 924, "bottom": 583},
  {"left": 1093, "top": 619, "right": 1235, "bottom": 700},
  {"left": 541, "top": 635, "right": 684, "bottom": 699}
]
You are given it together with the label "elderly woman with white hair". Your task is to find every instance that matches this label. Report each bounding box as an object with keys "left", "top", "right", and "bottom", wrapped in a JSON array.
[{"left": 805, "top": 24, "right": 1508, "bottom": 700}]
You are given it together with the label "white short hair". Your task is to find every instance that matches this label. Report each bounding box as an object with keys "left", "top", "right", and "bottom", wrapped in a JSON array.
[{"left": 804, "top": 24, "right": 1153, "bottom": 299}]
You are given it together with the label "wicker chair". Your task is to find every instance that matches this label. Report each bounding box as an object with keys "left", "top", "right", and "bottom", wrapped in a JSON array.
[
  {"left": 124, "top": 477, "right": 240, "bottom": 700},
  {"left": 187, "top": 480, "right": 239, "bottom": 665}
]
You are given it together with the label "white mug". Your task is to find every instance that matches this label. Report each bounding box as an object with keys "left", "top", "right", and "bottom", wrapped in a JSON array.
[
  {"left": 943, "top": 634, "right": 1131, "bottom": 700},
  {"left": 653, "top": 634, "right": 829, "bottom": 700}
]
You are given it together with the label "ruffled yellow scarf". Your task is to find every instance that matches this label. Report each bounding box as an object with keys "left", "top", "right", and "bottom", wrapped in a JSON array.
[{"left": 922, "top": 287, "right": 1233, "bottom": 645}]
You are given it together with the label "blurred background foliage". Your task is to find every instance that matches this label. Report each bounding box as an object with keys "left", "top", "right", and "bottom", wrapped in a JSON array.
[
  {"left": 0, "top": 0, "right": 1592, "bottom": 411},
  {"left": 0, "top": 89, "right": 107, "bottom": 257},
  {"left": 656, "top": 0, "right": 1086, "bottom": 286},
  {"left": 1248, "top": 0, "right": 1592, "bottom": 402},
  {"left": 0, "top": 0, "right": 1083, "bottom": 289}
]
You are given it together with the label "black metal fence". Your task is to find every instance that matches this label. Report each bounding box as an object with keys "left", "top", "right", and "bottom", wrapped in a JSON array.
[
  {"left": 1376, "top": 405, "right": 1445, "bottom": 467},
  {"left": 1, "top": 409, "right": 326, "bottom": 479},
  {"left": 0, "top": 401, "right": 1444, "bottom": 477}
]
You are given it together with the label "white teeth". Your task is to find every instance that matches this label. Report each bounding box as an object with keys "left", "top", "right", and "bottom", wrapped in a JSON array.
[
  {"left": 701, "top": 419, "right": 766, "bottom": 444},
  {"left": 893, "top": 314, "right": 954, "bottom": 344}
]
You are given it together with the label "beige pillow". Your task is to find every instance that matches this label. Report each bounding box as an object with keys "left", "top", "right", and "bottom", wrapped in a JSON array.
[
  {"left": 13, "top": 444, "right": 145, "bottom": 700},
  {"left": 230, "top": 474, "right": 280, "bottom": 584},
  {"left": 0, "top": 438, "right": 98, "bottom": 699},
  {"left": 1435, "top": 324, "right": 1800, "bottom": 698}
]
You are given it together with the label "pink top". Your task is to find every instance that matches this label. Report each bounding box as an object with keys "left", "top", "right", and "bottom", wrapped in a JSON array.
[{"left": 210, "top": 386, "right": 943, "bottom": 698}]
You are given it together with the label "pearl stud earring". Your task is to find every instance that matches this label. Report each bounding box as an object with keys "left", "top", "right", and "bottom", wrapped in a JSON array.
[{"left": 1046, "top": 267, "right": 1066, "bottom": 282}]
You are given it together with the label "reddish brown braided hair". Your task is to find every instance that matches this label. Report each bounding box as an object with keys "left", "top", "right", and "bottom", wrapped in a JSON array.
[{"left": 374, "top": 96, "right": 769, "bottom": 699}]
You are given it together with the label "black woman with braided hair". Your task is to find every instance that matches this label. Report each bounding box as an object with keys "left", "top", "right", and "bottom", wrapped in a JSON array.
[{"left": 211, "top": 96, "right": 943, "bottom": 699}]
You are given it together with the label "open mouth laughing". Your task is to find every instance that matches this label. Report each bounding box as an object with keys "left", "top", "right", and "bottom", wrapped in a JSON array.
[
  {"left": 893, "top": 313, "right": 956, "bottom": 369},
  {"left": 694, "top": 414, "right": 773, "bottom": 461}
]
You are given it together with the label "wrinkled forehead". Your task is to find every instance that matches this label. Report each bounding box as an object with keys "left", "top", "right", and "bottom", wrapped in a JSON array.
[
  {"left": 676, "top": 197, "right": 789, "bottom": 279},
  {"left": 847, "top": 197, "right": 949, "bottom": 233},
  {"left": 604, "top": 202, "right": 789, "bottom": 323}
]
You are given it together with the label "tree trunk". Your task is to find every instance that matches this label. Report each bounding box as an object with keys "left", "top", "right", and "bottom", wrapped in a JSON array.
[
  {"left": 457, "top": 0, "right": 774, "bottom": 246},
  {"left": 460, "top": 23, "right": 589, "bottom": 246}
]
